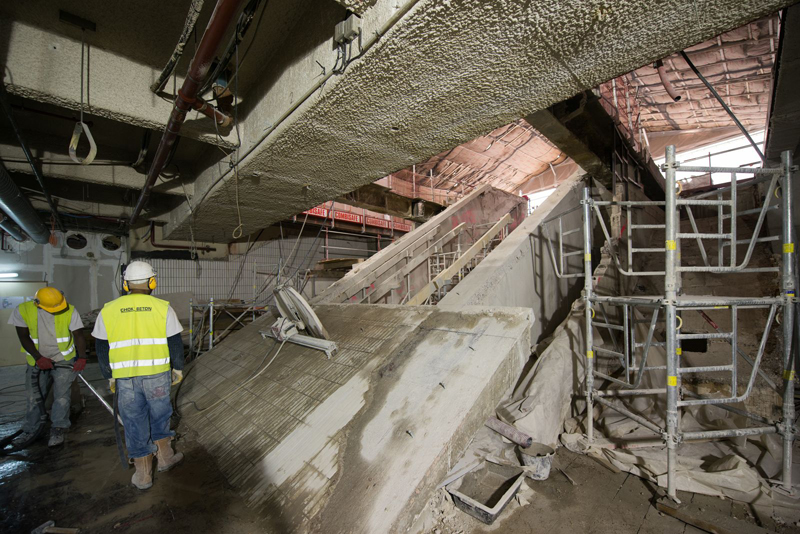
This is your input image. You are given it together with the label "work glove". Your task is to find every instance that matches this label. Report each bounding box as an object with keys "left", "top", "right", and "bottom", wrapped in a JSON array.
[
  {"left": 72, "top": 357, "right": 87, "bottom": 372},
  {"left": 35, "top": 357, "right": 54, "bottom": 370},
  {"left": 171, "top": 369, "right": 183, "bottom": 386},
  {"left": 108, "top": 378, "right": 116, "bottom": 394}
]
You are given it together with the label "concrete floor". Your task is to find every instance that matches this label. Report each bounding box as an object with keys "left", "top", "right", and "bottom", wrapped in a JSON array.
[{"left": 1, "top": 363, "right": 799, "bottom": 533}]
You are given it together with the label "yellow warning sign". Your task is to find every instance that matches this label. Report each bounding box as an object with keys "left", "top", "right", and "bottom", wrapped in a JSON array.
[
  {"left": 587, "top": 350, "right": 594, "bottom": 359},
  {"left": 666, "top": 240, "right": 677, "bottom": 251},
  {"left": 784, "top": 243, "right": 795, "bottom": 254},
  {"left": 667, "top": 376, "right": 678, "bottom": 387}
]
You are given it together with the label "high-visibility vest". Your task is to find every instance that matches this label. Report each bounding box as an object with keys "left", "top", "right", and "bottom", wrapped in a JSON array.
[
  {"left": 101, "top": 294, "right": 170, "bottom": 379},
  {"left": 18, "top": 301, "right": 76, "bottom": 366}
]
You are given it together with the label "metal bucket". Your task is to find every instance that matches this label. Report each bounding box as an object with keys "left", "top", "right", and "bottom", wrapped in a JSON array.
[{"left": 520, "top": 443, "right": 555, "bottom": 481}]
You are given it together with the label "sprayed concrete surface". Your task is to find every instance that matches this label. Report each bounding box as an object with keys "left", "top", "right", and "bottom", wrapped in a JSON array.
[
  {"left": 164, "top": 0, "right": 793, "bottom": 241},
  {"left": 175, "top": 303, "right": 532, "bottom": 533}
]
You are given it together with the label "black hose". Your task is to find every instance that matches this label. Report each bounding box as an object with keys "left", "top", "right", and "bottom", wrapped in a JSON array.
[
  {"left": 150, "top": 0, "right": 206, "bottom": 93},
  {"left": 0, "top": 366, "right": 49, "bottom": 454}
]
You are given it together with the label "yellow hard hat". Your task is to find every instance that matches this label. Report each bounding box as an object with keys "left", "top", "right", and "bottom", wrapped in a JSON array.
[{"left": 35, "top": 287, "right": 67, "bottom": 313}]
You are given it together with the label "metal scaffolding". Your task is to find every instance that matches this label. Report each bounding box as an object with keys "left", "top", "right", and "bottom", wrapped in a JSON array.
[{"left": 554, "top": 145, "right": 797, "bottom": 501}]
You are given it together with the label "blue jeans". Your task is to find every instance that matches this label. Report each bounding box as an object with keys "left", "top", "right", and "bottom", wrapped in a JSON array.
[
  {"left": 117, "top": 371, "right": 174, "bottom": 459},
  {"left": 22, "top": 364, "right": 76, "bottom": 433}
]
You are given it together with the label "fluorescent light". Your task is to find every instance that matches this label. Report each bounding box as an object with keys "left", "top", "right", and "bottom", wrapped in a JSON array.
[{"left": 0, "top": 273, "right": 19, "bottom": 279}]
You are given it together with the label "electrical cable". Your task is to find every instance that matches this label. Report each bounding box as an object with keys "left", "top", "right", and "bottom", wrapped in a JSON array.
[{"left": 178, "top": 337, "right": 284, "bottom": 414}]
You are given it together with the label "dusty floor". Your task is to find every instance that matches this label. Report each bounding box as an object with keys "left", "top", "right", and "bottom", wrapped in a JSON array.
[
  {"left": 424, "top": 448, "right": 800, "bottom": 534},
  {"left": 1, "top": 363, "right": 799, "bottom": 533}
]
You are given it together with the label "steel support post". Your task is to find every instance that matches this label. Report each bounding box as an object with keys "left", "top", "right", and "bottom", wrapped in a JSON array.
[
  {"left": 780, "top": 150, "right": 796, "bottom": 493},
  {"left": 583, "top": 186, "right": 595, "bottom": 442},
  {"left": 189, "top": 299, "right": 194, "bottom": 356},
  {"left": 664, "top": 145, "right": 680, "bottom": 501},
  {"left": 209, "top": 297, "right": 215, "bottom": 350}
]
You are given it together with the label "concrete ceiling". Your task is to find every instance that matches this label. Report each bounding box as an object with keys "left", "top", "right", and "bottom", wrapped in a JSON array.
[
  {"left": 1, "top": 0, "right": 796, "bottom": 244},
  {"left": 628, "top": 15, "right": 779, "bottom": 133},
  {"left": 387, "top": 119, "right": 567, "bottom": 197},
  {"left": 161, "top": 0, "right": 793, "bottom": 242}
]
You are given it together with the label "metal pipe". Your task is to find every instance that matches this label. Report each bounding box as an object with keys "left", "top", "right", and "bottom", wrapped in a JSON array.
[
  {"left": 679, "top": 51, "right": 764, "bottom": 163},
  {"left": 664, "top": 145, "right": 679, "bottom": 501},
  {"left": 682, "top": 427, "right": 776, "bottom": 441},
  {"left": 0, "top": 84, "right": 64, "bottom": 232},
  {"left": 129, "top": 0, "right": 245, "bottom": 226},
  {"left": 189, "top": 298, "right": 194, "bottom": 356},
  {"left": 655, "top": 60, "right": 681, "bottom": 102},
  {"left": 594, "top": 396, "right": 663, "bottom": 436},
  {"left": 0, "top": 161, "right": 50, "bottom": 244},
  {"left": 149, "top": 222, "right": 216, "bottom": 252},
  {"left": 780, "top": 149, "right": 795, "bottom": 492},
  {"left": 208, "top": 297, "right": 215, "bottom": 350},
  {"left": 77, "top": 374, "right": 124, "bottom": 426},
  {"left": 583, "top": 186, "right": 594, "bottom": 443},
  {"left": 484, "top": 416, "right": 533, "bottom": 448},
  {"left": 192, "top": 95, "right": 232, "bottom": 127}
]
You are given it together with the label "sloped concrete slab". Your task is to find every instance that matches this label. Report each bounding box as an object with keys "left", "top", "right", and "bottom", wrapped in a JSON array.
[{"left": 176, "top": 303, "right": 532, "bottom": 533}]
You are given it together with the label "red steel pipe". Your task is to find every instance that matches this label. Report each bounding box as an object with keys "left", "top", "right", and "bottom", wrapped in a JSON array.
[
  {"left": 129, "top": 0, "right": 245, "bottom": 226},
  {"left": 193, "top": 95, "right": 233, "bottom": 127}
]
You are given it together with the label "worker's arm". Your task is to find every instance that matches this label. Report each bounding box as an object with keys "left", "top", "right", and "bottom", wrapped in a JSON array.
[
  {"left": 15, "top": 326, "right": 43, "bottom": 360},
  {"left": 95, "top": 339, "right": 112, "bottom": 379},
  {"left": 70, "top": 328, "right": 89, "bottom": 372},
  {"left": 73, "top": 328, "right": 88, "bottom": 358},
  {"left": 168, "top": 333, "right": 184, "bottom": 385},
  {"left": 168, "top": 334, "right": 184, "bottom": 371}
]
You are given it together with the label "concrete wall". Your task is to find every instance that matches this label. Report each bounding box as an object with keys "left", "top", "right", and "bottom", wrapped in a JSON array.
[{"left": 439, "top": 174, "right": 587, "bottom": 347}]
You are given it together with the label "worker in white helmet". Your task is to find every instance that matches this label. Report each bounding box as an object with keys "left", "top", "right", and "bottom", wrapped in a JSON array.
[{"left": 92, "top": 260, "right": 185, "bottom": 490}]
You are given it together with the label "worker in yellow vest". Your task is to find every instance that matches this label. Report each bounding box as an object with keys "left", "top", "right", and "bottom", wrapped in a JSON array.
[
  {"left": 92, "top": 260, "right": 185, "bottom": 490},
  {"left": 8, "top": 287, "right": 87, "bottom": 447}
]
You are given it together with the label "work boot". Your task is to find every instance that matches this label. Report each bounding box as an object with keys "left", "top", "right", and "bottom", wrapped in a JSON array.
[
  {"left": 155, "top": 437, "right": 184, "bottom": 472},
  {"left": 131, "top": 455, "right": 154, "bottom": 490},
  {"left": 48, "top": 428, "right": 65, "bottom": 447},
  {"left": 12, "top": 431, "right": 36, "bottom": 448}
]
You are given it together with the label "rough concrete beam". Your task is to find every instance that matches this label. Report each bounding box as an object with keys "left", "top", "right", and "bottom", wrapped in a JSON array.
[
  {"left": 525, "top": 107, "right": 611, "bottom": 184},
  {"left": 0, "top": 21, "right": 235, "bottom": 148},
  {"left": 528, "top": 91, "right": 665, "bottom": 201},
  {"left": 337, "top": 182, "right": 443, "bottom": 221},
  {"left": 11, "top": 171, "right": 181, "bottom": 211},
  {"left": 164, "top": 0, "right": 788, "bottom": 242},
  {"left": 765, "top": 5, "right": 800, "bottom": 162},
  {"left": 331, "top": 0, "right": 378, "bottom": 15}
]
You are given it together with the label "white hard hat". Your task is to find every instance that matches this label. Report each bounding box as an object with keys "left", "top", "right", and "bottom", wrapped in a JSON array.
[{"left": 124, "top": 260, "right": 156, "bottom": 282}]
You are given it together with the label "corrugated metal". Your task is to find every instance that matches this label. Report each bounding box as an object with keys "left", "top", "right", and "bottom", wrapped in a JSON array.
[{"left": 151, "top": 236, "right": 372, "bottom": 303}]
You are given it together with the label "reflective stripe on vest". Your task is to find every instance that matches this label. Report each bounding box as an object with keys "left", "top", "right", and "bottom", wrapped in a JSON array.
[
  {"left": 18, "top": 301, "right": 76, "bottom": 366},
  {"left": 101, "top": 294, "right": 170, "bottom": 379}
]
